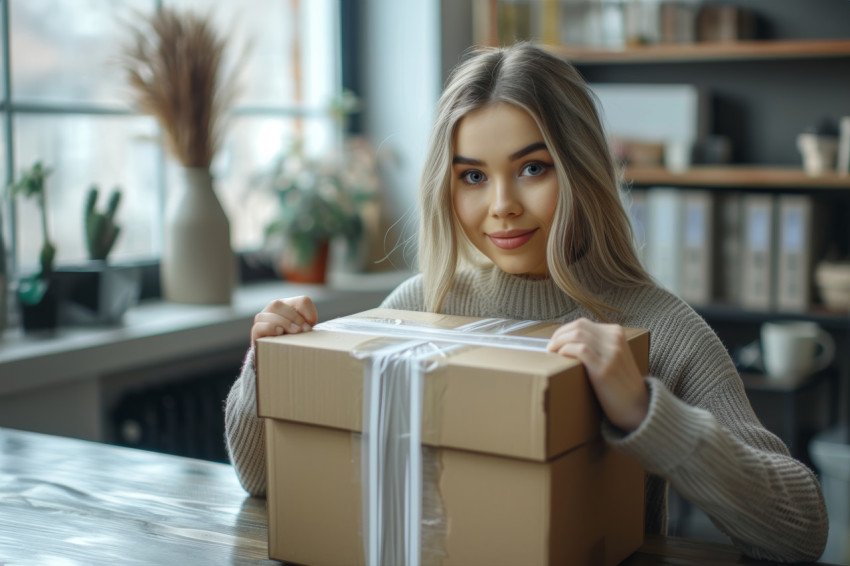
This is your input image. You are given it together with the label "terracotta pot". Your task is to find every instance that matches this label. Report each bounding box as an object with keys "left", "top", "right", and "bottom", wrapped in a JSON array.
[{"left": 279, "top": 240, "right": 331, "bottom": 284}]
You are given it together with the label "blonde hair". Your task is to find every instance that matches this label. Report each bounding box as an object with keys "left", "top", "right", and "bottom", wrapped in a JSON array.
[{"left": 418, "top": 43, "right": 652, "bottom": 319}]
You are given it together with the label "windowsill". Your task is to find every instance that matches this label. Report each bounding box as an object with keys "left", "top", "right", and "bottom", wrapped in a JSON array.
[{"left": 0, "top": 270, "right": 414, "bottom": 396}]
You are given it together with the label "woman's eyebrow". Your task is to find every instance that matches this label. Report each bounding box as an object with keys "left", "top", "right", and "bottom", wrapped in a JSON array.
[
  {"left": 509, "top": 142, "right": 548, "bottom": 161},
  {"left": 453, "top": 141, "right": 548, "bottom": 166},
  {"left": 452, "top": 155, "right": 484, "bottom": 166}
]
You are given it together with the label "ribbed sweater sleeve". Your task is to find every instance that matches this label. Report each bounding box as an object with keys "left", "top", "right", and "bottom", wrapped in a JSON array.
[
  {"left": 224, "top": 347, "right": 268, "bottom": 497},
  {"left": 600, "top": 286, "right": 828, "bottom": 562},
  {"left": 603, "top": 379, "right": 828, "bottom": 562}
]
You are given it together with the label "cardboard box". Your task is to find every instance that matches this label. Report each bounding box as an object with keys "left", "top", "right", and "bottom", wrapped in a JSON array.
[{"left": 257, "top": 308, "right": 649, "bottom": 566}]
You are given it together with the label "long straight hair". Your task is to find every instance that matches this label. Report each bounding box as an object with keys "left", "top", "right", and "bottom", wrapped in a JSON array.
[{"left": 418, "top": 43, "right": 652, "bottom": 319}]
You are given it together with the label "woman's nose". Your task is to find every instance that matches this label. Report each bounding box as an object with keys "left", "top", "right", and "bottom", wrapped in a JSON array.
[{"left": 490, "top": 178, "right": 522, "bottom": 217}]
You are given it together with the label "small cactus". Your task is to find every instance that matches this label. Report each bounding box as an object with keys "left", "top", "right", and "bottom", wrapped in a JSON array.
[{"left": 85, "top": 185, "right": 122, "bottom": 261}]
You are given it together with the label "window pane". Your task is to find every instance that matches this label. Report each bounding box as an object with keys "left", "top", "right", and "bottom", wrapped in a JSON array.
[
  {"left": 166, "top": 0, "right": 337, "bottom": 108},
  {"left": 211, "top": 115, "right": 334, "bottom": 252},
  {"left": 7, "top": 0, "right": 342, "bottom": 277},
  {"left": 0, "top": 4, "right": 6, "bottom": 100},
  {"left": 11, "top": 0, "right": 153, "bottom": 105},
  {"left": 13, "top": 114, "right": 160, "bottom": 273}
]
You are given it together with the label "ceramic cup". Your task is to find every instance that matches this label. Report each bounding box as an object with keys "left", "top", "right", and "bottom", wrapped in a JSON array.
[
  {"left": 664, "top": 139, "right": 692, "bottom": 173},
  {"left": 797, "top": 133, "right": 838, "bottom": 176},
  {"left": 760, "top": 321, "right": 835, "bottom": 380}
]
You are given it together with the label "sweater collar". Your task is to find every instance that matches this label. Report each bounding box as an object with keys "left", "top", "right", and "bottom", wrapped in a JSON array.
[{"left": 474, "top": 264, "right": 584, "bottom": 321}]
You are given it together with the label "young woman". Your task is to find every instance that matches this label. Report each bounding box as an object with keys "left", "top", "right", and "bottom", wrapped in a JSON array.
[{"left": 225, "top": 43, "right": 827, "bottom": 562}]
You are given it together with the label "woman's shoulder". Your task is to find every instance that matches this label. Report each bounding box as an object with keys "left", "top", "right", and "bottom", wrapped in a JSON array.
[
  {"left": 606, "top": 283, "right": 719, "bottom": 344},
  {"left": 380, "top": 273, "right": 426, "bottom": 311},
  {"left": 609, "top": 282, "right": 696, "bottom": 318}
]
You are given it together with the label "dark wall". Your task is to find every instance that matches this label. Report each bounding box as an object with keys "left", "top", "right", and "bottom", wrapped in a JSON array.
[
  {"left": 737, "top": 0, "right": 850, "bottom": 40},
  {"left": 578, "top": 0, "right": 850, "bottom": 165}
]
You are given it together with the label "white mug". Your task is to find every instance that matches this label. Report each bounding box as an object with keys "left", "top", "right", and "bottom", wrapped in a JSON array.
[{"left": 760, "top": 321, "right": 835, "bottom": 380}]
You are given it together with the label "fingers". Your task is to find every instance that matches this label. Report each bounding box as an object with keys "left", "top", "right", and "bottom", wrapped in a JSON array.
[
  {"left": 547, "top": 318, "right": 648, "bottom": 431},
  {"left": 549, "top": 340, "right": 599, "bottom": 365},
  {"left": 291, "top": 295, "right": 319, "bottom": 326},
  {"left": 548, "top": 318, "right": 605, "bottom": 359},
  {"left": 251, "top": 296, "right": 319, "bottom": 347}
]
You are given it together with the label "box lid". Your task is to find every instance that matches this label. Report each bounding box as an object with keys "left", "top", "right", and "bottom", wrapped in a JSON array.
[{"left": 257, "top": 308, "right": 649, "bottom": 462}]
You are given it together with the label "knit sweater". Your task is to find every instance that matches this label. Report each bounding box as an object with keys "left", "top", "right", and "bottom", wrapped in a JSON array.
[{"left": 224, "top": 264, "right": 828, "bottom": 562}]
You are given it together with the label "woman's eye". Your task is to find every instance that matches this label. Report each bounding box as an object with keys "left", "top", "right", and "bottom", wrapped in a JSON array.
[
  {"left": 462, "top": 170, "right": 486, "bottom": 184},
  {"left": 522, "top": 162, "right": 548, "bottom": 177}
]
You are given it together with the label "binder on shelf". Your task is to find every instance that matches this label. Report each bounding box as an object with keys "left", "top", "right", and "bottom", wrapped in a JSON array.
[
  {"left": 775, "top": 195, "right": 825, "bottom": 312},
  {"left": 679, "top": 190, "right": 719, "bottom": 306},
  {"left": 625, "top": 188, "right": 649, "bottom": 269},
  {"left": 740, "top": 193, "right": 776, "bottom": 311},
  {"left": 645, "top": 187, "right": 684, "bottom": 295},
  {"left": 718, "top": 192, "right": 743, "bottom": 305}
]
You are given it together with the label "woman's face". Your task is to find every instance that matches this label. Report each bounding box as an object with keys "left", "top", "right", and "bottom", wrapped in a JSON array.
[{"left": 451, "top": 103, "right": 559, "bottom": 277}]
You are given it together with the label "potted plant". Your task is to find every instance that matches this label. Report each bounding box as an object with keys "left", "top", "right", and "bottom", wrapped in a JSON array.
[
  {"left": 7, "top": 161, "right": 58, "bottom": 334},
  {"left": 261, "top": 139, "right": 379, "bottom": 283},
  {"left": 53, "top": 186, "right": 142, "bottom": 325},
  {"left": 120, "top": 6, "right": 240, "bottom": 304}
]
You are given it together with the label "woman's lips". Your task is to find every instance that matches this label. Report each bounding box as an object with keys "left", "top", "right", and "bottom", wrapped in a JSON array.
[{"left": 487, "top": 229, "right": 538, "bottom": 249}]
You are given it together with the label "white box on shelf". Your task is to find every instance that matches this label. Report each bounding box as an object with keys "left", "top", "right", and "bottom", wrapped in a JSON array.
[{"left": 590, "top": 83, "right": 710, "bottom": 149}]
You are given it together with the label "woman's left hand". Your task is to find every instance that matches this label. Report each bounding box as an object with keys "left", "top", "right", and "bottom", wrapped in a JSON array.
[{"left": 547, "top": 318, "right": 648, "bottom": 433}]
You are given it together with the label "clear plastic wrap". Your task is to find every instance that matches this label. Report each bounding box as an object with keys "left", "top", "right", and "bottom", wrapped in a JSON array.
[{"left": 314, "top": 317, "right": 549, "bottom": 565}]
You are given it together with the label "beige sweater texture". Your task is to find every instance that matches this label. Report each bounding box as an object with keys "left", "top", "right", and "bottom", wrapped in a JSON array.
[{"left": 224, "top": 265, "right": 828, "bottom": 562}]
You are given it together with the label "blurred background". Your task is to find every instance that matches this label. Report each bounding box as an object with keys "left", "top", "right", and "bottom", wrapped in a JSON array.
[{"left": 2, "top": 0, "right": 850, "bottom": 561}]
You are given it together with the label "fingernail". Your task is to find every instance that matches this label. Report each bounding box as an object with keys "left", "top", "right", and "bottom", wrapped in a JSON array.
[
  {"left": 302, "top": 323, "right": 312, "bottom": 332},
  {"left": 289, "top": 323, "right": 300, "bottom": 333},
  {"left": 276, "top": 326, "right": 284, "bottom": 335}
]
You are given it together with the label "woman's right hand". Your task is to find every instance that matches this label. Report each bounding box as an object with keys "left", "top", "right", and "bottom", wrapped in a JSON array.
[{"left": 251, "top": 296, "right": 318, "bottom": 363}]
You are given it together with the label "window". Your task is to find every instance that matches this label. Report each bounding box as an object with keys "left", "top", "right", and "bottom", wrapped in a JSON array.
[{"left": 3, "top": 0, "right": 341, "bottom": 276}]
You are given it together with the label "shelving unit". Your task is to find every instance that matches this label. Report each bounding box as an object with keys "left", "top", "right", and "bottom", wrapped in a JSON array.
[
  {"left": 543, "top": 38, "right": 850, "bottom": 65},
  {"left": 472, "top": 3, "right": 850, "bottom": 554},
  {"left": 694, "top": 303, "right": 850, "bottom": 330},
  {"left": 543, "top": 27, "right": 850, "bottom": 448},
  {"left": 623, "top": 166, "right": 850, "bottom": 189}
]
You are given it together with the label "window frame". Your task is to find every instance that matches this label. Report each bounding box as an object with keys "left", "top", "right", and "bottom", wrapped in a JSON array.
[{"left": 0, "top": 0, "right": 357, "bottom": 298}]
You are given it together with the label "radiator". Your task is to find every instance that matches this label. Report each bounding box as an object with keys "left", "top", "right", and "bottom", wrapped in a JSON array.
[{"left": 110, "top": 371, "right": 237, "bottom": 463}]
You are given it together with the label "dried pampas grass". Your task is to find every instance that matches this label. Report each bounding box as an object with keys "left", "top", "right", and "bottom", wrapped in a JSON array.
[{"left": 120, "top": 7, "right": 239, "bottom": 169}]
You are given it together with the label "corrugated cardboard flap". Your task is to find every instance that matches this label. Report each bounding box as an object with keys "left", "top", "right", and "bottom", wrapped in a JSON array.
[{"left": 257, "top": 308, "right": 649, "bottom": 462}]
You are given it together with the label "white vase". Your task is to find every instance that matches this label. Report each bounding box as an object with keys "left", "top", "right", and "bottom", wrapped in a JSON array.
[{"left": 161, "top": 167, "right": 236, "bottom": 304}]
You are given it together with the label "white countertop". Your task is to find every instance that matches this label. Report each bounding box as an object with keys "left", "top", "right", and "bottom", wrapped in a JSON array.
[{"left": 0, "top": 270, "right": 413, "bottom": 396}]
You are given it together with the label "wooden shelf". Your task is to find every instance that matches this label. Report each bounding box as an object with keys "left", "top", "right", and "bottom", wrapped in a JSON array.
[
  {"left": 694, "top": 303, "right": 850, "bottom": 329},
  {"left": 543, "top": 39, "right": 850, "bottom": 65},
  {"left": 624, "top": 166, "right": 850, "bottom": 189},
  {"left": 739, "top": 371, "right": 831, "bottom": 393}
]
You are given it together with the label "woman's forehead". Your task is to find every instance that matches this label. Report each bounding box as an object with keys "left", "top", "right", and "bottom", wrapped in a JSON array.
[{"left": 453, "top": 103, "right": 547, "bottom": 158}]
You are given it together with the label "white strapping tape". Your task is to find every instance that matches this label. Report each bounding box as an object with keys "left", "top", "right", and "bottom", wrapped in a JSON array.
[{"left": 313, "top": 317, "right": 550, "bottom": 566}]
